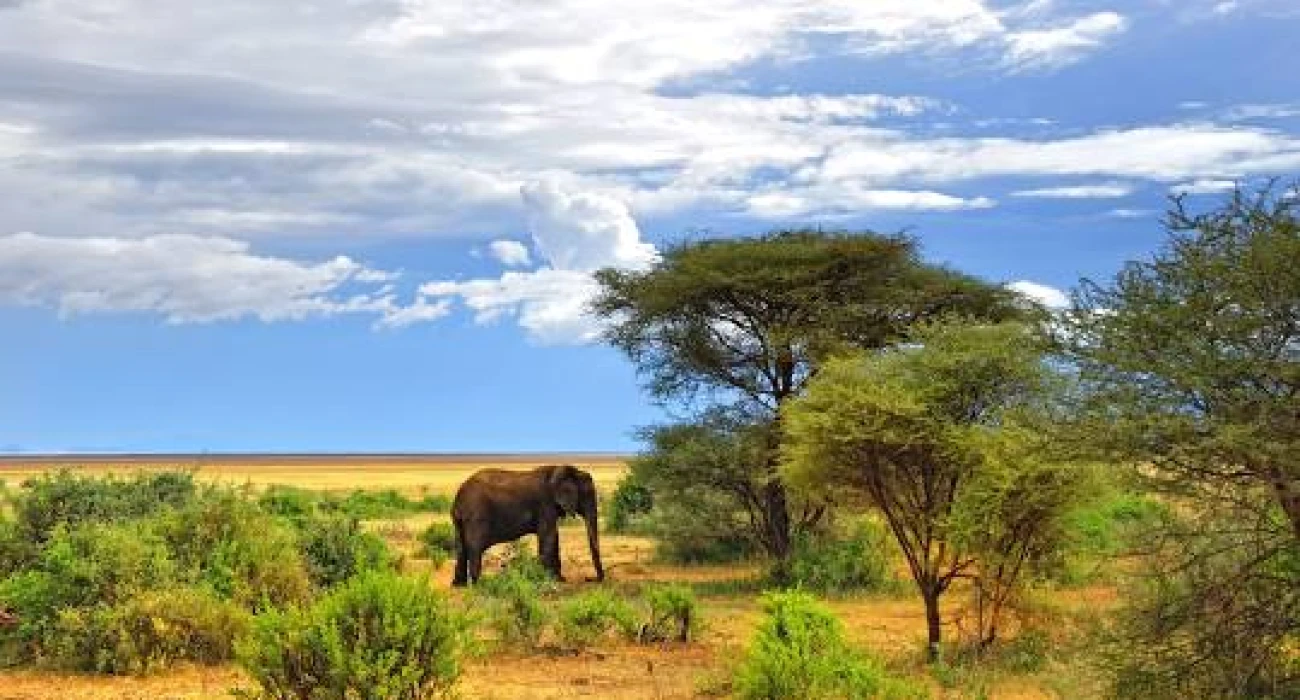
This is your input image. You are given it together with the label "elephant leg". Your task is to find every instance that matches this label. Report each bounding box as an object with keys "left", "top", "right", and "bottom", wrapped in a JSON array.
[
  {"left": 538, "top": 519, "right": 565, "bottom": 581},
  {"left": 467, "top": 546, "right": 484, "bottom": 584},
  {"left": 452, "top": 520, "right": 469, "bottom": 587}
]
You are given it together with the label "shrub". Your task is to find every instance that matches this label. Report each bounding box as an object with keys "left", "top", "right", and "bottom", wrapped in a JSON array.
[
  {"left": 606, "top": 473, "right": 653, "bottom": 533},
  {"left": 639, "top": 584, "right": 700, "bottom": 643},
  {"left": 0, "top": 518, "right": 37, "bottom": 580},
  {"left": 46, "top": 587, "right": 249, "bottom": 674},
  {"left": 417, "top": 493, "right": 452, "bottom": 513},
  {"left": 473, "top": 558, "right": 552, "bottom": 648},
  {"left": 29, "top": 520, "right": 178, "bottom": 612},
  {"left": 648, "top": 493, "right": 759, "bottom": 564},
  {"left": 557, "top": 589, "right": 637, "bottom": 648},
  {"left": 258, "top": 486, "right": 321, "bottom": 520},
  {"left": 297, "top": 513, "right": 394, "bottom": 589},
  {"left": 785, "top": 518, "right": 893, "bottom": 594},
  {"left": 418, "top": 522, "right": 457, "bottom": 567},
  {"left": 236, "top": 571, "right": 470, "bottom": 700},
  {"left": 734, "top": 591, "right": 927, "bottom": 700},
  {"left": 11, "top": 470, "right": 197, "bottom": 543},
  {"left": 154, "top": 491, "right": 312, "bottom": 609},
  {"left": 328, "top": 489, "right": 421, "bottom": 520}
]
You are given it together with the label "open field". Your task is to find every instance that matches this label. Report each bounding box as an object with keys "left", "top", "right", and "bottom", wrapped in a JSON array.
[
  {"left": 0, "top": 453, "right": 630, "bottom": 494},
  {"left": 0, "top": 456, "right": 1111, "bottom": 699}
]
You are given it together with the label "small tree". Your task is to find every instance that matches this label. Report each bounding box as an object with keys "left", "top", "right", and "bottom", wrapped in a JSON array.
[
  {"left": 782, "top": 321, "right": 1082, "bottom": 661},
  {"left": 594, "top": 230, "right": 1022, "bottom": 562}
]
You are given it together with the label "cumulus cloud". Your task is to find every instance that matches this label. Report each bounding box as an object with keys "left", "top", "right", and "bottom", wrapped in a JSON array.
[
  {"left": 0, "top": 0, "right": 1297, "bottom": 340},
  {"left": 1007, "top": 280, "right": 1069, "bottom": 309},
  {"left": 1011, "top": 182, "right": 1134, "bottom": 198},
  {"left": 1004, "top": 12, "right": 1128, "bottom": 70},
  {"left": 417, "top": 182, "right": 659, "bottom": 345},
  {"left": 0, "top": 232, "right": 440, "bottom": 327},
  {"left": 487, "top": 240, "right": 532, "bottom": 267},
  {"left": 521, "top": 182, "right": 659, "bottom": 272},
  {"left": 0, "top": 0, "right": 1149, "bottom": 248}
]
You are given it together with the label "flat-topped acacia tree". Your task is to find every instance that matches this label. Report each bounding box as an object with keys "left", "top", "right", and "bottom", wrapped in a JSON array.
[{"left": 592, "top": 230, "right": 1025, "bottom": 562}]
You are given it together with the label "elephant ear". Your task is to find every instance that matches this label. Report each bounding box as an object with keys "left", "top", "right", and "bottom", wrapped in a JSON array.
[{"left": 547, "top": 464, "right": 581, "bottom": 516}]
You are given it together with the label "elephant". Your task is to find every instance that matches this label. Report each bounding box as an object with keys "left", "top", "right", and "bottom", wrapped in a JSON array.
[{"left": 451, "top": 464, "right": 605, "bottom": 586}]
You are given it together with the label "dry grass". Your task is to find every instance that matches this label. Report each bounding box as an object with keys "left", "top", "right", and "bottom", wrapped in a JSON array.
[{"left": 0, "top": 454, "right": 629, "bottom": 495}]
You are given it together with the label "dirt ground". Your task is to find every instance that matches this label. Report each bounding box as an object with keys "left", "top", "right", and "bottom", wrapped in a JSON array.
[{"left": 0, "top": 457, "right": 1109, "bottom": 699}]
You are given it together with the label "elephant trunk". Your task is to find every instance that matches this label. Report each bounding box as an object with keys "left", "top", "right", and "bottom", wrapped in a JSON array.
[{"left": 584, "top": 503, "right": 605, "bottom": 582}]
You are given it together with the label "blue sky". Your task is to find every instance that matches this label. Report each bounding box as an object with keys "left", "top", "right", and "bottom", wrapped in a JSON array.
[{"left": 1, "top": 0, "right": 1298, "bottom": 453}]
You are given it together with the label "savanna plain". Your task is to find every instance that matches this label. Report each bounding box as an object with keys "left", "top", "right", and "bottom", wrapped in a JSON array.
[{"left": 0, "top": 455, "right": 1116, "bottom": 700}]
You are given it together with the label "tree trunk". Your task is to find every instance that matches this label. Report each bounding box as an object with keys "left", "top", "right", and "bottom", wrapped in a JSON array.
[
  {"left": 923, "top": 587, "right": 943, "bottom": 663},
  {"left": 763, "top": 479, "right": 792, "bottom": 562}
]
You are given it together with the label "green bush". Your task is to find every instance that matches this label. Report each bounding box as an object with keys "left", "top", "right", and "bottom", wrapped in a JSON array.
[
  {"left": 606, "top": 473, "right": 654, "bottom": 533},
  {"left": 258, "top": 486, "right": 321, "bottom": 520},
  {"left": 557, "top": 589, "right": 638, "bottom": 648},
  {"left": 154, "top": 492, "right": 312, "bottom": 609},
  {"left": 417, "top": 493, "right": 452, "bottom": 513},
  {"left": 473, "top": 556, "right": 553, "bottom": 648},
  {"left": 297, "top": 513, "right": 394, "bottom": 589},
  {"left": 785, "top": 518, "right": 894, "bottom": 594},
  {"left": 236, "top": 571, "right": 471, "bottom": 700},
  {"left": 418, "top": 522, "right": 457, "bottom": 567},
  {"left": 1047, "top": 490, "right": 1169, "bottom": 586},
  {"left": 3, "top": 520, "right": 179, "bottom": 623},
  {"left": 46, "top": 587, "right": 249, "bottom": 674},
  {"left": 11, "top": 470, "right": 197, "bottom": 543},
  {"left": 647, "top": 493, "right": 759, "bottom": 564},
  {"left": 639, "top": 583, "right": 700, "bottom": 643},
  {"left": 327, "top": 489, "right": 427, "bottom": 520},
  {"left": 734, "top": 591, "right": 927, "bottom": 700}
]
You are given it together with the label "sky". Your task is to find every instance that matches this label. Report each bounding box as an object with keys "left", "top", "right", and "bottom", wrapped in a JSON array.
[{"left": 1, "top": 0, "right": 1299, "bottom": 453}]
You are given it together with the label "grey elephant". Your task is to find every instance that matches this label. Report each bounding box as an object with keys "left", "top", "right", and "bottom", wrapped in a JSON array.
[{"left": 451, "top": 464, "right": 605, "bottom": 586}]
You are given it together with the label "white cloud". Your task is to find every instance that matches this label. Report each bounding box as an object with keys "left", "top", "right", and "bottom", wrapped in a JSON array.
[
  {"left": 0, "top": 0, "right": 1147, "bottom": 248},
  {"left": 1170, "top": 178, "right": 1238, "bottom": 194},
  {"left": 746, "top": 188, "right": 994, "bottom": 218},
  {"left": 416, "top": 182, "right": 659, "bottom": 344},
  {"left": 1107, "top": 208, "right": 1155, "bottom": 218},
  {"left": 0, "top": 232, "right": 440, "bottom": 327},
  {"left": 1213, "top": 1, "right": 1240, "bottom": 14},
  {"left": 819, "top": 125, "right": 1300, "bottom": 184},
  {"left": 1011, "top": 182, "right": 1134, "bottom": 198},
  {"left": 487, "top": 240, "right": 532, "bottom": 267},
  {"left": 521, "top": 181, "right": 659, "bottom": 272},
  {"left": 1004, "top": 12, "right": 1128, "bottom": 70},
  {"left": 1007, "top": 280, "right": 1069, "bottom": 309}
]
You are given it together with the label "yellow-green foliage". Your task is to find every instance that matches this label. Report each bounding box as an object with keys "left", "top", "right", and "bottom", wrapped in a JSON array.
[
  {"left": 236, "top": 571, "right": 470, "bottom": 700},
  {"left": 734, "top": 591, "right": 927, "bottom": 700},
  {"left": 556, "top": 589, "right": 638, "bottom": 647}
]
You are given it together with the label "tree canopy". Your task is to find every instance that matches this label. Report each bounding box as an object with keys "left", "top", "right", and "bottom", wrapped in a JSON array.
[
  {"left": 593, "top": 229, "right": 1026, "bottom": 561},
  {"left": 1059, "top": 181, "right": 1300, "bottom": 697},
  {"left": 593, "top": 229, "right": 1025, "bottom": 413},
  {"left": 782, "top": 320, "right": 1084, "bottom": 660}
]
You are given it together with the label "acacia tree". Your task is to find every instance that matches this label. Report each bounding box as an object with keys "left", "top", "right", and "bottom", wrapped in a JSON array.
[
  {"left": 593, "top": 230, "right": 1021, "bottom": 561},
  {"left": 781, "top": 321, "right": 1083, "bottom": 661},
  {"left": 1058, "top": 182, "right": 1300, "bottom": 697}
]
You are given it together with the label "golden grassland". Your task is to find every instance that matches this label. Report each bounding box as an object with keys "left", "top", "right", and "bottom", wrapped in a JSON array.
[
  {"left": 0, "top": 456, "right": 1109, "bottom": 699},
  {"left": 0, "top": 454, "right": 630, "bottom": 494}
]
